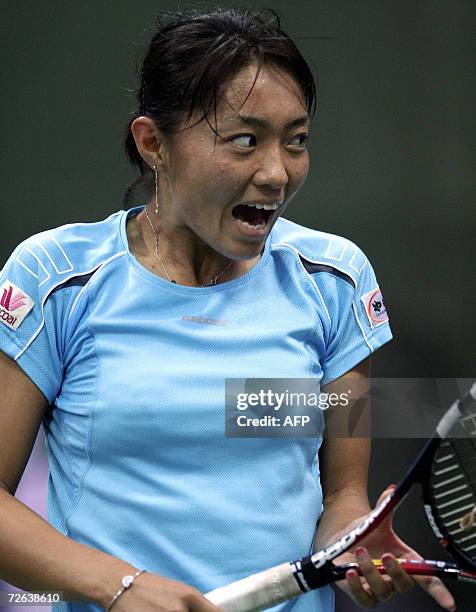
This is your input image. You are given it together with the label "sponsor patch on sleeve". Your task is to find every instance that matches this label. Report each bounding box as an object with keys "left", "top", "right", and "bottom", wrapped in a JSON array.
[
  {"left": 0, "top": 280, "right": 35, "bottom": 331},
  {"left": 361, "top": 287, "right": 389, "bottom": 327}
]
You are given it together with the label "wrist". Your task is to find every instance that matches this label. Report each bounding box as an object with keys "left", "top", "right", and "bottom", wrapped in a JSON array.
[
  {"left": 90, "top": 559, "right": 140, "bottom": 609},
  {"left": 104, "top": 569, "right": 148, "bottom": 611},
  {"left": 314, "top": 494, "right": 371, "bottom": 551}
]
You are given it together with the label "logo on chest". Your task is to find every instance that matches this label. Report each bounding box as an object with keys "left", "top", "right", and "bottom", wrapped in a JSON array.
[{"left": 182, "top": 315, "right": 228, "bottom": 326}]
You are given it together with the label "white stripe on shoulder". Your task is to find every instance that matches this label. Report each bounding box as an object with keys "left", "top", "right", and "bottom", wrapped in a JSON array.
[
  {"left": 324, "top": 236, "right": 347, "bottom": 261},
  {"left": 33, "top": 235, "right": 74, "bottom": 275},
  {"left": 14, "top": 250, "right": 127, "bottom": 361},
  {"left": 349, "top": 246, "right": 368, "bottom": 274},
  {"left": 17, "top": 246, "right": 52, "bottom": 287}
]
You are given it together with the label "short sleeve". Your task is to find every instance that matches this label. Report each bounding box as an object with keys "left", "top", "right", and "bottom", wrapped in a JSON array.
[
  {"left": 313, "top": 250, "right": 392, "bottom": 385},
  {"left": 0, "top": 239, "right": 68, "bottom": 402}
]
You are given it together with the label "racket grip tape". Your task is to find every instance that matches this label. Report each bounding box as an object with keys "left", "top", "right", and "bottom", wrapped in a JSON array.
[{"left": 205, "top": 562, "right": 302, "bottom": 611}]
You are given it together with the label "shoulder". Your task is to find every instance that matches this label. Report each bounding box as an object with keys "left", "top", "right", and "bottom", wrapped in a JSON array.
[
  {"left": 269, "top": 217, "right": 371, "bottom": 290},
  {"left": 1, "top": 210, "right": 128, "bottom": 304}
]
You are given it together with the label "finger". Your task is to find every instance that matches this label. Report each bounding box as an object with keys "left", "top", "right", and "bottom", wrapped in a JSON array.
[
  {"left": 355, "top": 547, "right": 394, "bottom": 602},
  {"left": 346, "top": 569, "right": 378, "bottom": 608},
  {"left": 381, "top": 554, "right": 414, "bottom": 594},
  {"left": 412, "top": 575, "right": 456, "bottom": 612}
]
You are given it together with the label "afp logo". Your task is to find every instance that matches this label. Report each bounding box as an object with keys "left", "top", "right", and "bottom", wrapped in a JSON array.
[{"left": 361, "top": 288, "right": 389, "bottom": 327}]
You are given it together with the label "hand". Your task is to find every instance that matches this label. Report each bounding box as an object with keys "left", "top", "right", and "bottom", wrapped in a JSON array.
[
  {"left": 107, "top": 571, "right": 221, "bottom": 611},
  {"left": 333, "top": 485, "right": 456, "bottom": 610}
]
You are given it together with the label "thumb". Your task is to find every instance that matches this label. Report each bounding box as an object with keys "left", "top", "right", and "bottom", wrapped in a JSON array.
[
  {"left": 374, "top": 484, "right": 397, "bottom": 532},
  {"left": 376, "top": 483, "right": 397, "bottom": 506}
]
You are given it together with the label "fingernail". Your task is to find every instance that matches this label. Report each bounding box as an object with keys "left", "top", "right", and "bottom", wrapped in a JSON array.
[
  {"left": 347, "top": 569, "right": 359, "bottom": 578},
  {"left": 382, "top": 554, "right": 394, "bottom": 568},
  {"left": 355, "top": 547, "right": 369, "bottom": 561}
]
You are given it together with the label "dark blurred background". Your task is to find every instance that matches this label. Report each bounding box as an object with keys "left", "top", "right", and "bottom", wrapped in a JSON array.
[{"left": 1, "top": 1, "right": 474, "bottom": 610}]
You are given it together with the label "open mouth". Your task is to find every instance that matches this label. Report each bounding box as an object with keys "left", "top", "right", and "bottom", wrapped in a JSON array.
[{"left": 231, "top": 203, "right": 277, "bottom": 229}]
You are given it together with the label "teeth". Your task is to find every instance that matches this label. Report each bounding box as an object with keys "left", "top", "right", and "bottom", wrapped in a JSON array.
[
  {"left": 244, "top": 202, "right": 280, "bottom": 211},
  {"left": 238, "top": 220, "right": 266, "bottom": 230}
]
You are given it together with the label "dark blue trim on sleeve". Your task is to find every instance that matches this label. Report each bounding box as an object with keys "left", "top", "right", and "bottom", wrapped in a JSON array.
[
  {"left": 49, "top": 273, "right": 95, "bottom": 295},
  {"left": 299, "top": 257, "right": 356, "bottom": 289}
]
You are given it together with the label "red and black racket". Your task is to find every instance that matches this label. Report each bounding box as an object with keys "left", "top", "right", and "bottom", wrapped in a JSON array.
[{"left": 206, "top": 384, "right": 476, "bottom": 611}]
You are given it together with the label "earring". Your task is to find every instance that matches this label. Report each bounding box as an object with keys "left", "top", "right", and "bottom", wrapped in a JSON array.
[{"left": 153, "top": 165, "right": 159, "bottom": 214}]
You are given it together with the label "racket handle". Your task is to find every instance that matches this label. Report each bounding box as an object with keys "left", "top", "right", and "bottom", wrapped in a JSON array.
[{"left": 205, "top": 562, "right": 302, "bottom": 612}]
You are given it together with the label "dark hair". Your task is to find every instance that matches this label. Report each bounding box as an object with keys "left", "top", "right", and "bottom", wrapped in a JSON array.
[{"left": 123, "top": 6, "right": 317, "bottom": 208}]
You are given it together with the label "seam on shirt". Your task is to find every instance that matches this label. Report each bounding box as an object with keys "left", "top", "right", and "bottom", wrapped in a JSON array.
[
  {"left": 323, "top": 322, "right": 392, "bottom": 380},
  {"left": 278, "top": 242, "right": 326, "bottom": 373},
  {"left": 61, "top": 254, "right": 126, "bottom": 536},
  {"left": 68, "top": 251, "right": 127, "bottom": 322},
  {"left": 4, "top": 329, "right": 59, "bottom": 394},
  {"left": 63, "top": 295, "right": 100, "bottom": 538},
  {"left": 273, "top": 241, "right": 331, "bottom": 331},
  {"left": 273, "top": 242, "right": 328, "bottom": 454},
  {"left": 351, "top": 300, "right": 375, "bottom": 352},
  {"left": 271, "top": 242, "right": 327, "bottom": 451}
]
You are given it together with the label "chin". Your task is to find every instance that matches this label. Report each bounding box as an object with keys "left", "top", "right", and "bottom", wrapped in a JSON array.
[{"left": 226, "top": 239, "right": 266, "bottom": 261}]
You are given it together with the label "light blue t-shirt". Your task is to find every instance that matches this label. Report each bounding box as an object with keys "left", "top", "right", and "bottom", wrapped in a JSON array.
[{"left": 0, "top": 207, "right": 392, "bottom": 611}]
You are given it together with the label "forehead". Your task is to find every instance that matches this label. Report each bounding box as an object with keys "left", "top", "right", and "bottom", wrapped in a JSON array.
[{"left": 216, "top": 63, "right": 308, "bottom": 126}]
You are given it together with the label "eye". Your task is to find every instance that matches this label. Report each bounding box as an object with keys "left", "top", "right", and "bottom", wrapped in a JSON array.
[
  {"left": 229, "top": 134, "right": 257, "bottom": 148},
  {"left": 289, "top": 133, "right": 309, "bottom": 147}
]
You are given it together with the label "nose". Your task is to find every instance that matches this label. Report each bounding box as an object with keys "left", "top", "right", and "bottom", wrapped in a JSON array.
[{"left": 253, "top": 146, "right": 289, "bottom": 192}]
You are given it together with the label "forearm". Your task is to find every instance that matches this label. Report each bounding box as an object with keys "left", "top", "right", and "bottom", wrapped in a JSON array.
[
  {"left": 0, "top": 488, "right": 136, "bottom": 608},
  {"left": 314, "top": 488, "right": 371, "bottom": 551}
]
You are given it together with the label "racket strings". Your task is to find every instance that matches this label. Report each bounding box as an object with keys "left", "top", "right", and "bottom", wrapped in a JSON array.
[
  {"left": 460, "top": 408, "right": 476, "bottom": 436},
  {"left": 430, "top": 438, "right": 476, "bottom": 560},
  {"left": 457, "top": 401, "right": 476, "bottom": 535}
]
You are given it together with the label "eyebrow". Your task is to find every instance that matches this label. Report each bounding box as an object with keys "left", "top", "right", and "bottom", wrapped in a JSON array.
[{"left": 229, "top": 114, "right": 310, "bottom": 130}]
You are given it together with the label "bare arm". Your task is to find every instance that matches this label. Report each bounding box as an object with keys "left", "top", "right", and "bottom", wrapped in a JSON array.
[
  {"left": 0, "top": 351, "right": 220, "bottom": 611},
  {"left": 0, "top": 350, "right": 139, "bottom": 605},
  {"left": 314, "top": 356, "right": 372, "bottom": 550}
]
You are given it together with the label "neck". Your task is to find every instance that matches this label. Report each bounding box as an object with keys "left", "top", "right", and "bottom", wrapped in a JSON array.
[{"left": 130, "top": 207, "right": 260, "bottom": 287}]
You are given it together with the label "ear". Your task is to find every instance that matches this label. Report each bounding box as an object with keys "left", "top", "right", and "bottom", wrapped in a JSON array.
[{"left": 130, "top": 116, "right": 169, "bottom": 170}]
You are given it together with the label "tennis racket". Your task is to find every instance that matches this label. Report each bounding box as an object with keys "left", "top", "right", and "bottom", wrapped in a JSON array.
[{"left": 205, "top": 383, "right": 476, "bottom": 611}]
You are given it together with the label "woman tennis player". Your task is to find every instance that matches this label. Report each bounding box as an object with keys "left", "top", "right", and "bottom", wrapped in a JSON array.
[{"left": 0, "top": 7, "right": 457, "bottom": 612}]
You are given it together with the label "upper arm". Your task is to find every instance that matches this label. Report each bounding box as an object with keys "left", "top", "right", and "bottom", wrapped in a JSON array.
[
  {"left": 0, "top": 350, "right": 48, "bottom": 495},
  {"left": 319, "top": 356, "right": 372, "bottom": 504}
]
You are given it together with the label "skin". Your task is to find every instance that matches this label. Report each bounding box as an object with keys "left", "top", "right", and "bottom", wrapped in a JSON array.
[{"left": 129, "top": 62, "right": 310, "bottom": 286}]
